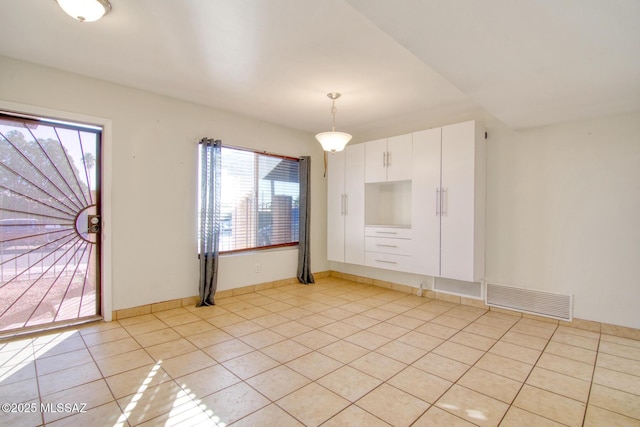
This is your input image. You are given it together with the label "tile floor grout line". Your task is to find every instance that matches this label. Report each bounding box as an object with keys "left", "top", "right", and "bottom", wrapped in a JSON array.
[
  {"left": 581, "top": 332, "right": 602, "bottom": 426},
  {"left": 500, "top": 320, "right": 609, "bottom": 423},
  {"left": 428, "top": 308, "right": 518, "bottom": 425},
  {"left": 353, "top": 302, "right": 480, "bottom": 424},
  {"left": 409, "top": 304, "right": 506, "bottom": 426},
  {"left": 236, "top": 298, "right": 464, "bottom": 424},
  {"left": 492, "top": 320, "right": 559, "bottom": 426},
  {"left": 78, "top": 319, "right": 129, "bottom": 425},
  {"left": 352, "top": 381, "right": 420, "bottom": 427},
  {"left": 234, "top": 294, "right": 355, "bottom": 424},
  {"left": 29, "top": 338, "right": 46, "bottom": 427},
  {"left": 227, "top": 289, "right": 424, "bottom": 426},
  {"left": 403, "top": 307, "right": 591, "bottom": 425},
  {"left": 5, "top": 278, "right": 640, "bottom": 426}
]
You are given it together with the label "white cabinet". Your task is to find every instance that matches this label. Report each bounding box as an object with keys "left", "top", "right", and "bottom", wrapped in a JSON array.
[
  {"left": 364, "top": 139, "right": 387, "bottom": 183},
  {"left": 440, "top": 121, "right": 485, "bottom": 282},
  {"left": 365, "top": 134, "right": 412, "bottom": 183},
  {"left": 327, "top": 144, "right": 365, "bottom": 264},
  {"left": 365, "top": 236, "right": 412, "bottom": 256},
  {"left": 364, "top": 226, "right": 412, "bottom": 272},
  {"left": 327, "top": 149, "right": 345, "bottom": 262},
  {"left": 412, "top": 120, "right": 485, "bottom": 282},
  {"left": 327, "top": 120, "right": 485, "bottom": 283},
  {"left": 411, "top": 127, "right": 441, "bottom": 277}
]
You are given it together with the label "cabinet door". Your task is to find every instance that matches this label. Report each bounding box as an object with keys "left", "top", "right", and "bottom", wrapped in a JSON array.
[
  {"left": 440, "top": 121, "right": 479, "bottom": 281},
  {"left": 326, "top": 150, "right": 345, "bottom": 262},
  {"left": 386, "top": 133, "right": 413, "bottom": 182},
  {"left": 344, "top": 144, "right": 365, "bottom": 265},
  {"left": 412, "top": 128, "right": 441, "bottom": 276},
  {"left": 364, "top": 138, "right": 387, "bottom": 183}
]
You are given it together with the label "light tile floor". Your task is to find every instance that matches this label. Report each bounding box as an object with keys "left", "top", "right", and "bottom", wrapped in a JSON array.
[{"left": 1, "top": 277, "right": 640, "bottom": 426}]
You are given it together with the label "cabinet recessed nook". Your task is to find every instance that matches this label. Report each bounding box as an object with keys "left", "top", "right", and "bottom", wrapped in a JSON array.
[{"left": 365, "top": 181, "right": 412, "bottom": 228}]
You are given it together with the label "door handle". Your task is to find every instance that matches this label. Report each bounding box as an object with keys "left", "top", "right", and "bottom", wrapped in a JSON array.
[{"left": 88, "top": 215, "right": 101, "bottom": 233}]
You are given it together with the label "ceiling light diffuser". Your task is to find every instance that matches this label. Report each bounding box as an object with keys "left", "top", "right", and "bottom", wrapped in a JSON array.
[{"left": 56, "top": 0, "right": 112, "bottom": 22}]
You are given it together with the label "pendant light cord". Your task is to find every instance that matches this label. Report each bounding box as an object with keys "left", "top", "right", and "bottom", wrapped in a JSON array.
[{"left": 331, "top": 99, "right": 337, "bottom": 132}]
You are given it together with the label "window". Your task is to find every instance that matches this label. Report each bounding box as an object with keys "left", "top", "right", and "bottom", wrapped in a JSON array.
[{"left": 199, "top": 145, "right": 300, "bottom": 253}]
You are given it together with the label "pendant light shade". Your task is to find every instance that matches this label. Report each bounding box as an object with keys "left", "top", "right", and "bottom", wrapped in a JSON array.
[
  {"left": 56, "top": 0, "right": 112, "bottom": 22},
  {"left": 315, "top": 93, "right": 352, "bottom": 153},
  {"left": 315, "top": 131, "right": 352, "bottom": 153}
]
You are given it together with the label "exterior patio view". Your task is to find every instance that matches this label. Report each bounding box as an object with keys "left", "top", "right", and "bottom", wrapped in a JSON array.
[{"left": 0, "top": 114, "right": 101, "bottom": 334}]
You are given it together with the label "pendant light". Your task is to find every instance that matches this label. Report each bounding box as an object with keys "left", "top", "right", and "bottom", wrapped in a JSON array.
[
  {"left": 56, "top": 0, "right": 112, "bottom": 22},
  {"left": 315, "top": 92, "right": 352, "bottom": 153}
]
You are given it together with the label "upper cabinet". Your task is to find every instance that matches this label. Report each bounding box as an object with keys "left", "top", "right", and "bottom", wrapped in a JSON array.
[
  {"left": 365, "top": 134, "right": 412, "bottom": 183},
  {"left": 364, "top": 138, "right": 387, "bottom": 183}
]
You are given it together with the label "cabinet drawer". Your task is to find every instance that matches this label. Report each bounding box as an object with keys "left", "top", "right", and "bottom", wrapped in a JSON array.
[
  {"left": 365, "top": 252, "right": 412, "bottom": 272},
  {"left": 365, "top": 236, "right": 412, "bottom": 256},
  {"left": 365, "top": 226, "right": 412, "bottom": 239}
]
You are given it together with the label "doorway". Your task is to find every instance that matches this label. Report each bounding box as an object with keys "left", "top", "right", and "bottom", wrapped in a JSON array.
[{"left": 0, "top": 112, "right": 102, "bottom": 335}]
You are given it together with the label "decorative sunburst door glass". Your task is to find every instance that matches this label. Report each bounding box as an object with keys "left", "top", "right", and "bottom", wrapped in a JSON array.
[{"left": 0, "top": 113, "right": 102, "bottom": 334}]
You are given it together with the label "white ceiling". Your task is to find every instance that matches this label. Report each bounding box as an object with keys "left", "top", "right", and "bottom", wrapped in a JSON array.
[{"left": 0, "top": 0, "right": 638, "bottom": 136}]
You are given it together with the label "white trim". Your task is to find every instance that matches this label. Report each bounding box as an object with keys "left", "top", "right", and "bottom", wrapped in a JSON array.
[
  {"left": 0, "top": 100, "right": 113, "bottom": 322},
  {"left": 433, "top": 277, "right": 484, "bottom": 300}
]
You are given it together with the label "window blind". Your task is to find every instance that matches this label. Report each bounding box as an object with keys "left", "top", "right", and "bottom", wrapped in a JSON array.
[{"left": 216, "top": 147, "right": 300, "bottom": 252}]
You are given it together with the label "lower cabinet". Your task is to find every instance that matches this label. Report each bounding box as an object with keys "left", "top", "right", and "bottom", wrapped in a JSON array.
[{"left": 364, "top": 226, "right": 412, "bottom": 272}]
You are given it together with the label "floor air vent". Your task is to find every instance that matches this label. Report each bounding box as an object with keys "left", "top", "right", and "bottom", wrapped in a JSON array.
[{"left": 486, "top": 283, "right": 573, "bottom": 321}]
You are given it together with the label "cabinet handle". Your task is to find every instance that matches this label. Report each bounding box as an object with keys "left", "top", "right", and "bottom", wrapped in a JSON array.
[
  {"left": 375, "top": 259, "right": 398, "bottom": 264},
  {"left": 382, "top": 151, "right": 387, "bottom": 167},
  {"left": 436, "top": 188, "right": 440, "bottom": 216},
  {"left": 375, "top": 231, "right": 398, "bottom": 234},
  {"left": 376, "top": 244, "right": 398, "bottom": 248},
  {"left": 442, "top": 188, "right": 447, "bottom": 215},
  {"left": 387, "top": 151, "right": 391, "bottom": 167}
]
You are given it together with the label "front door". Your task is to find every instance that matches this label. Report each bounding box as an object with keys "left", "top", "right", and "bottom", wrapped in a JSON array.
[{"left": 0, "top": 112, "right": 102, "bottom": 335}]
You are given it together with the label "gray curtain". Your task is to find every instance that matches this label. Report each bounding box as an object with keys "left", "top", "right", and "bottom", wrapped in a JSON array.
[
  {"left": 297, "top": 156, "right": 315, "bottom": 284},
  {"left": 197, "top": 138, "right": 221, "bottom": 306}
]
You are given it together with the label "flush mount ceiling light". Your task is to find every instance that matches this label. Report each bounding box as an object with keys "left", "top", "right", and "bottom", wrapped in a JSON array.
[
  {"left": 315, "top": 92, "right": 352, "bottom": 153},
  {"left": 56, "top": 0, "right": 112, "bottom": 22}
]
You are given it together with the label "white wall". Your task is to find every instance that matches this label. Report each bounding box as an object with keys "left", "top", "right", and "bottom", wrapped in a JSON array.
[
  {"left": 0, "top": 56, "right": 328, "bottom": 311},
  {"left": 334, "top": 112, "right": 640, "bottom": 329},
  {"left": 3, "top": 56, "right": 639, "bottom": 330},
  {"left": 486, "top": 112, "right": 640, "bottom": 329}
]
